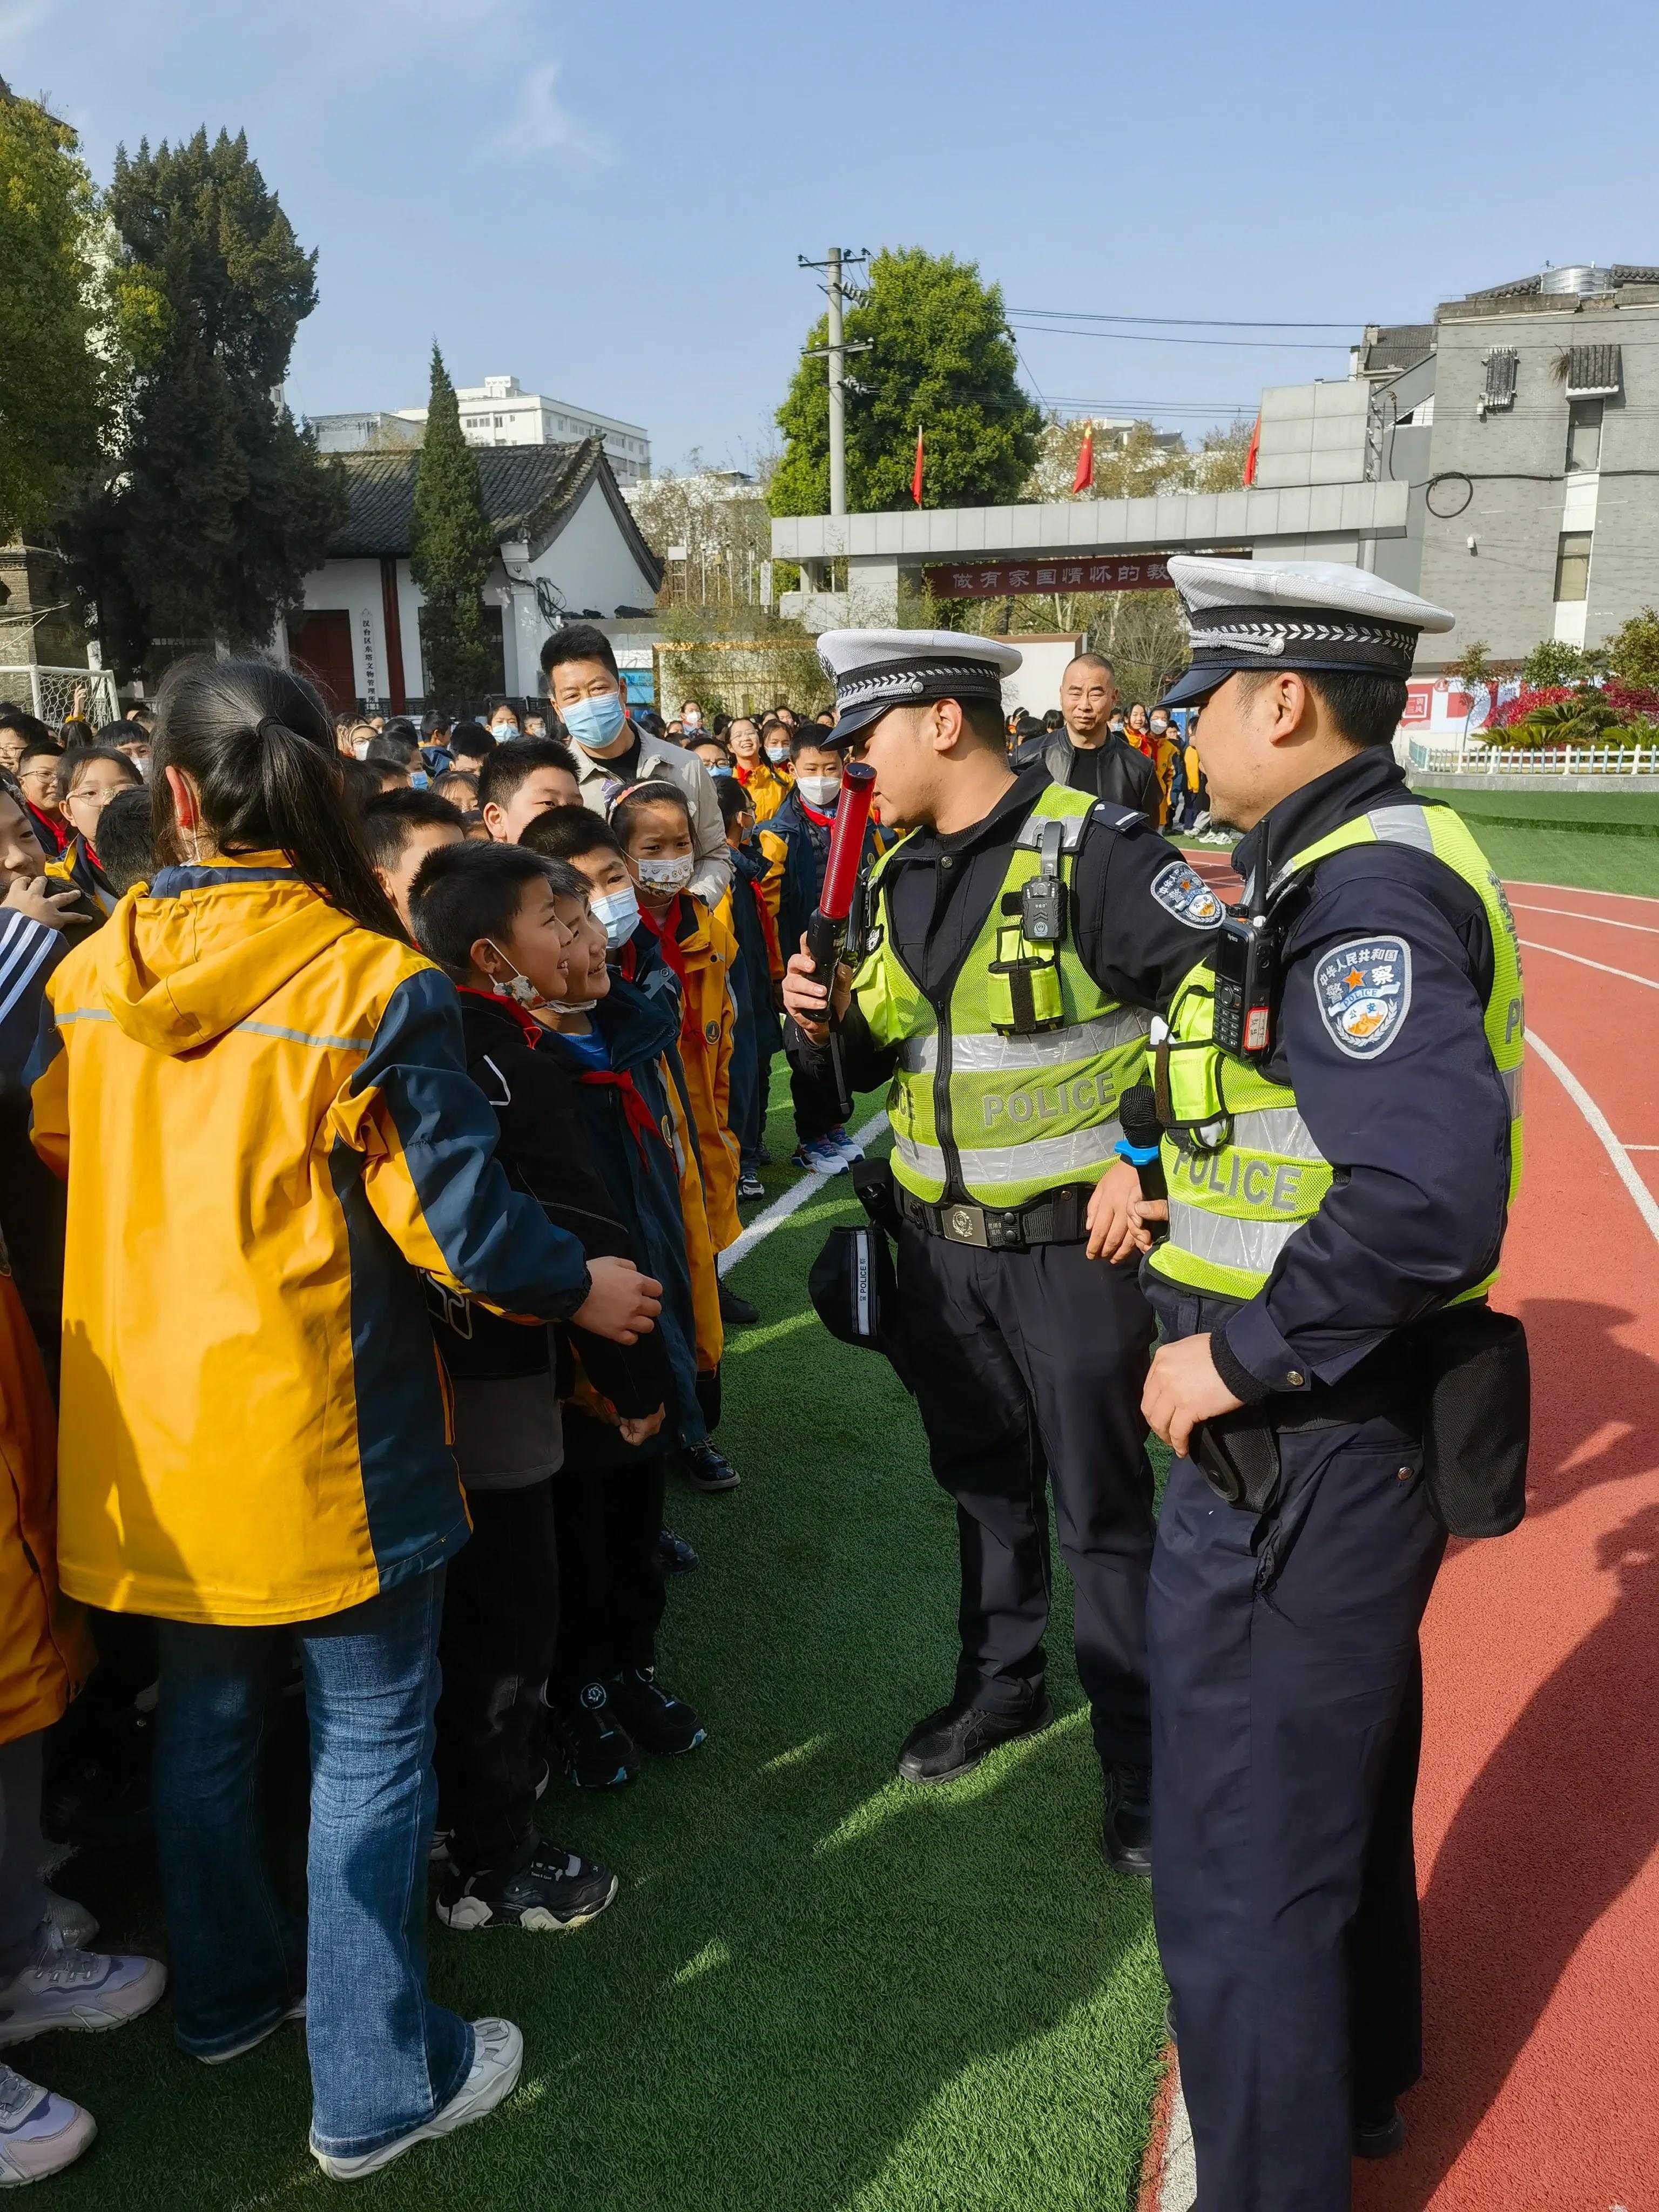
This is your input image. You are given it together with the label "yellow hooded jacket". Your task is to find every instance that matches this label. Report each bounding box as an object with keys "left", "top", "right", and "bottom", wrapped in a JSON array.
[{"left": 30, "top": 854, "right": 594, "bottom": 1628}]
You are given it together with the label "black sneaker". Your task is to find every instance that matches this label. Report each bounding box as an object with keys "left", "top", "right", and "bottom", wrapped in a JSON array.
[
  {"left": 657, "top": 1530, "right": 700, "bottom": 1575},
  {"left": 436, "top": 1844, "right": 618, "bottom": 1933},
  {"left": 754, "top": 1145, "right": 773, "bottom": 1166},
  {"left": 606, "top": 1668, "right": 706, "bottom": 1757},
  {"left": 896, "top": 1694, "right": 1055, "bottom": 1785},
  {"left": 718, "top": 1282, "right": 759, "bottom": 1324},
  {"left": 548, "top": 1684, "right": 640, "bottom": 1789},
  {"left": 682, "top": 1442, "right": 740, "bottom": 1493},
  {"left": 1102, "top": 1762, "right": 1152, "bottom": 1878},
  {"left": 736, "top": 1172, "right": 765, "bottom": 1203},
  {"left": 1352, "top": 2105, "right": 1406, "bottom": 2160}
]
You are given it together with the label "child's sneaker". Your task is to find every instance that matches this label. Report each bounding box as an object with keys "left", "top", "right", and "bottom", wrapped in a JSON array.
[
  {"left": 547, "top": 1684, "right": 640, "bottom": 1790},
  {"left": 0, "top": 2063, "right": 96, "bottom": 2186},
  {"left": 825, "top": 1125, "right": 865, "bottom": 1166},
  {"left": 681, "top": 1442, "right": 740, "bottom": 1494},
  {"left": 311, "top": 2017, "right": 522, "bottom": 2180},
  {"left": 606, "top": 1668, "right": 706, "bottom": 1757},
  {"left": 436, "top": 1845, "right": 618, "bottom": 1933},
  {"left": 0, "top": 1926, "right": 166, "bottom": 2048},
  {"left": 657, "top": 1530, "right": 700, "bottom": 1575},
  {"left": 792, "top": 1136, "right": 849, "bottom": 1176},
  {"left": 736, "top": 1171, "right": 765, "bottom": 1203}
]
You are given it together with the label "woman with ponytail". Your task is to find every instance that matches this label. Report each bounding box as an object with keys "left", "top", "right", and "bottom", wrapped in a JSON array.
[{"left": 29, "top": 656, "right": 661, "bottom": 2179}]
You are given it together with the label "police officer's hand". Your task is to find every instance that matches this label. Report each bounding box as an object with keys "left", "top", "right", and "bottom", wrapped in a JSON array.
[
  {"left": 782, "top": 939, "right": 853, "bottom": 1045},
  {"left": 1085, "top": 1162, "right": 1145, "bottom": 1264},
  {"left": 1143, "top": 1333, "right": 1244, "bottom": 1461},
  {"left": 1129, "top": 1196, "right": 1168, "bottom": 1252}
]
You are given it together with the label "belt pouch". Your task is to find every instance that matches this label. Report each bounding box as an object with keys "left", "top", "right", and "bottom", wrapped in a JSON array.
[{"left": 1413, "top": 1305, "right": 1530, "bottom": 1537}]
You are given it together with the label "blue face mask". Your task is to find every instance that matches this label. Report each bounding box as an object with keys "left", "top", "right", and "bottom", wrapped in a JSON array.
[
  {"left": 710, "top": 763, "right": 734, "bottom": 779},
  {"left": 409, "top": 770, "right": 429, "bottom": 790},
  {"left": 562, "top": 691, "right": 627, "bottom": 754}
]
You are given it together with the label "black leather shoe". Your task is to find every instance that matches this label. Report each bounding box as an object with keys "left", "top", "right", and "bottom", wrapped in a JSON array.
[
  {"left": 718, "top": 1282, "right": 759, "bottom": 1324},
  {"left": 1352, "top": 2106, "right": 1406, "bottom": 2160},
  {"left": 896, "top": 1694, "right": 1055, "bottom": 1785},
  {"left": 656, "top": 1530, "right": 700, "bottom": 1575},
  {"left": 1102, "top": 1762, "right": 1153, "bottom": 1877},
  {"left": 682, "top": 1442, "right": 740, "bottom": 1493}
]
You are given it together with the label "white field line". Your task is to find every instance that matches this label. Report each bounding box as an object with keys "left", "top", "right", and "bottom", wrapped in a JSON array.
[
  {"left": 1510, "top": 902, "right": 1659, "bottom": 936},
  {"left": 1519, "top": 941, "right": 1658, "bottom": 991},
  {"left": 718, "top": 1108, "right": 891, "bottom": 1272},
  {"left": 1503, "top": 878, "right": 1659, "bottom": 907},
  {"left": 1527, "top": 1029, "right": 1659, "bottom": 1247}
]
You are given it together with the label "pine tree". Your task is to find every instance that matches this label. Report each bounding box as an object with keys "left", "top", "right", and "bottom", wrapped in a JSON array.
[
  {"left": 58, "top": 128, "right": 343, "bottom": 674},
  {"left": 409, "top": 347, "right": 497, "bottom": 704}
]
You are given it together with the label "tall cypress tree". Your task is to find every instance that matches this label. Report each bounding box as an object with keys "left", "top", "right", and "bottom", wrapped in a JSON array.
[
  {"left": 409, "top": 347, "right": 497, "bottom": 705},
  {"left": 59, "top": 129, "right": 343, "bottom": 675}
]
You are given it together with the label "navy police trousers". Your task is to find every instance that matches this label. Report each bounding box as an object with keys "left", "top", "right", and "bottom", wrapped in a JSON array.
[{"left": 1148, "top": 1375, "right": 1446, "bottom": 2211}]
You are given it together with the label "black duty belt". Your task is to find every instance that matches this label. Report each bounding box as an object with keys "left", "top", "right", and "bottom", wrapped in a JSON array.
[{"left": 897, "top": 1184, "right": 1091, "bottom": 1251}]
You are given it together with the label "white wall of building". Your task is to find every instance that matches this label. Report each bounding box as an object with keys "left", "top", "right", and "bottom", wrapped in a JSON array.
[
  {"left": 394, "top": 374, "right": 651, "bottom": 483},
  {"left": 501, "top": 478, "right": 660, "bottom": 691},
  {"left": 300, "top": 558, "right": 389, "bottom": 702}
]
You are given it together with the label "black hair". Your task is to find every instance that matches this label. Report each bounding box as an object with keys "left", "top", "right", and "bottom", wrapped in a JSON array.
[
  {"left": 365, "top": 730, "right": 419, "bottom": 768},
  {"left": 92, "top": 788, "right": 157, "bottom": 896},
  {"left": 96, "top": 720, "right": 137, "bottom": 745},
  {"left": 433, "top": 768, "right": 478, "bottom": 802},
  {"left": 151, "top": 655, "right": 403, "bottom": 939},
  {"left": 715, "top": 777, "right": 752, "bottom": 831},
  {"left": 61, "top": 745, "right": 143, "bottom": 799},
  {"left": 126, "top": 704, "right": 156, "bottom": 726},
  {"left": 1042, "top": 708, "right": 1064, "bottom": 731},
  {"left": 476, "top": 736, "right": 581, "bottom": 816},
  {"left": 790, "top": 725, "right": 841, "bottom": 761},
  {"left": 360, "top": 786, "right": 467, "bottom": 869},
  {"left": 814, "top": 708, "right": 835, "bottom": 725},
  {"left": 18, "top": 738, "right": 65, "bottom": 767},
  {"left": 339, "top": 756, "right": 382, "bottom": 814},
  {"left": 609, "top": 778, "right": 690, "bottom": 848},
  {"left": 406, "top": 839, "right": 559, "bottom": 981},
  {"left": 1, "top": 711, "right": 54, "bottom": 749},
  {"left": 959, "top": 697, "right": 1009, "bottom": 749},
  {"left": 448, "top": 719, "right": 494, "bottom": 763},
  {"left": 539, "top": 621, "right": 619, "bottom": 685},
  {"left": 1234, "top": 667, "right": 1408, "bottom": 750},
  {"left": 520, "top": 807, "right": 624, "bottom": 867},
  {"left": 381, "top": 717, "right": 420, "bottom": 744}
]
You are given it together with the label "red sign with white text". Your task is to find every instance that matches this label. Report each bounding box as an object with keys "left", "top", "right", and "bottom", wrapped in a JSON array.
[{"left": 923, "top": 554, "right": 1173, "bottom": 599}]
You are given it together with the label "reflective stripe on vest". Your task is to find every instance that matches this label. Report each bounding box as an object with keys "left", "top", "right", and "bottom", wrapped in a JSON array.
[
  {"left": 1149, "top": 800, "right": 1523, "bottom": 1305},
  {"left": 855, "top": 785, "right": 1149, "bottom": 1207}
]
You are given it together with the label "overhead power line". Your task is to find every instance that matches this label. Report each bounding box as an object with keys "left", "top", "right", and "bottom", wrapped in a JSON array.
[
  {"left": 1010, "top": 309, "right": 1368, "bottom": 330},
  {"left": 1009, "top": 322, "right": 1353, "bottom": 351}
]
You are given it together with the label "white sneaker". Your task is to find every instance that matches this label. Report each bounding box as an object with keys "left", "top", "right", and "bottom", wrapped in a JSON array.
[
  {"left": 0, "top": 1927, "right": 166, "bottom": 2049},
  {"left": 0, "top": 2063, "right": 96, "bottom": 2187},
  {"left": 825, "top": 1127, "right": 865, "bottom": 1167},
  {"left": 41, "top": 1892, "right": 96, "bottom": 1952},
  {"left": 311, "top": 2017, "right": 523, "bottom": 2181}
]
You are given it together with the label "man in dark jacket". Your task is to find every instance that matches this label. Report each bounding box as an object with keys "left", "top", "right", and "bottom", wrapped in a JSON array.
[{"left": 1015, "top": 651, "right": 1161, "bottom": 815}]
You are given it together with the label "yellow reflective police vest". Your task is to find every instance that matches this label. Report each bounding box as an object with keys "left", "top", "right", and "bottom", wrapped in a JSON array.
[
  {"left": 1147, "top": 799, "right": 1523, "bottom": 1304},
  {"left": 851, "top": 784, "right": 1153, "bottom": 1209}
]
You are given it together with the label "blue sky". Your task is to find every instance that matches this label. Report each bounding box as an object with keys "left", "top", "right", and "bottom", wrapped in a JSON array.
[{"left": 9, "top": 0, "right": 1659, "bottom": 475}]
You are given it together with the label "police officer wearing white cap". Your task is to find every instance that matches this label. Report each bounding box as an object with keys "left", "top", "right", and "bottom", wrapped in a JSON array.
[
  {"left": 783, "top": 629, "right": 1231, "bottom": 1871},
  {"left": 1133, "top": 559, "right": 1527, "bottom": 2205}
]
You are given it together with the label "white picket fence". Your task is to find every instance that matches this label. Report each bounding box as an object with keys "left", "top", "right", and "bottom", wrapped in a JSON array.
[{"left": 1406, "top": 736, "right": 1659, "bottom": 777}]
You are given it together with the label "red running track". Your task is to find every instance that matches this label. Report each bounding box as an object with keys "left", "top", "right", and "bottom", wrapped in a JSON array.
[{"left": 1155, "top": 860, "right": 1659, "bottom": 2211}]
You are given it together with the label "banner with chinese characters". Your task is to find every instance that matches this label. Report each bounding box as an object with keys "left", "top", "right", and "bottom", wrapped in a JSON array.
[{"left": 922, "top": 554, "right": 1173, "bottom": 599}]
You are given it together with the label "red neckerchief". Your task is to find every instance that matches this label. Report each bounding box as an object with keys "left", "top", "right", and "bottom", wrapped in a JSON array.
[
  {"left": 25, "top": 803, "right": 69, "bottom": 857},
  {"left": 734, "top": 761, "right": 755, "bottom": 787},
  {"left": 457, "top": 982, "right": 544, "bottom": 1047},
  {"left": 637, "top": 895, "right": 690, "bottom": 993},
  {"left": 577, "top": 1068, "right": 662, "bottom": 1159},
  {"left": 797, "top": 796, "right": 837, "bottom": 831}
]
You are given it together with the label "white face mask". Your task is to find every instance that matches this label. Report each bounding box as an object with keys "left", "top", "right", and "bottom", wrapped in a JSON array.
[
  {"left": 589, "top": 884, "right": 640, "bottom": 951},
  {"left": 795, "top": 774, "right": 841, "bottom": 811},
  {"left": 636, "top": 853, "right": 694, "bottom": 896},
  {"left": 765, "top": 743, "right": 791, "bottom": 764},
  {"left": 353, "top": 739, "right": 371, "bottom": 759},
  {"left": 682, "top": 710, "right": 702, "bottom": 732}
]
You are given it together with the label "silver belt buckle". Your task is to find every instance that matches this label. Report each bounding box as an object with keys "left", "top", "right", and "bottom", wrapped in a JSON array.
[{"left": 942, "top": 1202, "right": 989, "bottom": 1247}]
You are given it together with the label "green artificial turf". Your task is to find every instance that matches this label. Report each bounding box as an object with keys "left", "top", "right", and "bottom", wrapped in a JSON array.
[{"left": 33, "top": 1075, "right": 1168, "bottom": 2212}]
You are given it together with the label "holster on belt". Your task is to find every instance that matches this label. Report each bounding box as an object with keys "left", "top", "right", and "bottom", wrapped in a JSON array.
[
  {"left": 1407, "top": 1303, "right": 1530, "bottom": 1538},
  {"left": 1190, "top": 1407, "right": 1282, "bottom": 1516}
]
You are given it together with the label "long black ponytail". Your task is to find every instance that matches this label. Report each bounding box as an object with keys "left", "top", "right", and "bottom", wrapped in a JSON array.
[{"left": 151, "top": 655, "right": 404, "bottom": 940}]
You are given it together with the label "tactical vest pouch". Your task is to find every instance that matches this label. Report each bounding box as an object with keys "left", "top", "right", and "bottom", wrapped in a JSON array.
[
  {"left": 989, "top": 918, "right": 1065, "bottom": 1035},
  {"left": 1411, "top": 1304, "right": 1530, "bottom": 1537}
]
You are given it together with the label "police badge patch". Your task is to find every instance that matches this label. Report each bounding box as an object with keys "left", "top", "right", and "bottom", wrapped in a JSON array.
[
  {"left": 1314, "top": 938, "right": 1412, "bottom": 1058},
  {"left": 1149, "top": 860, "right": 1224, "bottom": 929}
]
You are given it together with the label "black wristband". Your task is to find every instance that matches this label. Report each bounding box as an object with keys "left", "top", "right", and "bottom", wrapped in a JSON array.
[{"left": 1211, "top": 1321, "right": 1276, "bottom": 1406}]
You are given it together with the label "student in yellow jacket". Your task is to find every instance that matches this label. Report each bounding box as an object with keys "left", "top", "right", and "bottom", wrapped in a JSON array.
[
  {"left": 29, "top": 658, "right": 662, "bottom": 2183},
  {"left": 729, "top": 717, "right": 792, "bottom": 822}
]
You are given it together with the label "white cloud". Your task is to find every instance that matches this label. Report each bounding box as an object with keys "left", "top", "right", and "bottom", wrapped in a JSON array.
[{"left": 514, "top": 58, "right": 611, "bottom": 165}]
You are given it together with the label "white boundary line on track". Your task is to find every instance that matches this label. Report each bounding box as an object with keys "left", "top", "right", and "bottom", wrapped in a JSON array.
[
  {"left": 1504, "top": 878, "right": 1659, "bottom": 907},
  {"left": 1510, "top": 902, "right": 1659, "bottom": 936},
  {"left": 719, "top": 1108, "right": 892, "bottom": 1272},
  {"left": 1527, "top": 1028, "right": 1659, "bottom": 1246},
  {"left": 1518, "top": 940, "right": 1658, "bottom": 991}
]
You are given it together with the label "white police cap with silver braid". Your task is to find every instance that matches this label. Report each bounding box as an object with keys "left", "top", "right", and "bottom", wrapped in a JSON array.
[
  {"left": 1159, "top": 558, "right": 1455, "bottom": 708},
  {"left": 816, "top": 628, "right": 1022, "bottom": 745}
]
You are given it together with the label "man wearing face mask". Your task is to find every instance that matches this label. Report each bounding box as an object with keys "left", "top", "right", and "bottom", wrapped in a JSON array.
[{"left": 541, "top": 625, "right": 731, "bottom": 905}]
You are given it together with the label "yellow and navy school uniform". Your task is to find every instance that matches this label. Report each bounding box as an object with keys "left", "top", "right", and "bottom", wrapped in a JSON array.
[
  {"left": 735, "top": 758, "right": 792, "bottom": 823},
  {"left": 42, "top": 834, "right": 114, "bottom": 927},
  {"left": 29, "top": 852, "right": 595, "bottom": 1628},
  {"left": 801, "top": 762, "right": 1228, "bottom": 1772}
]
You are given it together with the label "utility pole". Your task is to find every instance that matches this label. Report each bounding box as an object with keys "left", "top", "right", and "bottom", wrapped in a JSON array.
[{"left": 799, "top": 246, "right": 871, "bottom": 517}]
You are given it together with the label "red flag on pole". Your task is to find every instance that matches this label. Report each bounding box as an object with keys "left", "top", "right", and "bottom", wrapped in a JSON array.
[
  {"left": 911, "top": 426, "right": 924, "bottom": 506},
  {"left": 1242, "top": 412, "right": 1261, "bottom": 488},
  {"left": 1071, "top": 424, "right": 1095, "bottom": 494}
]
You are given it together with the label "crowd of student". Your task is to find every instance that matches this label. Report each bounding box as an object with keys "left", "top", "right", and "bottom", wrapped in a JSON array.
[{"left": 0, "top": 628, "right": 1207, "bottom": 2187}]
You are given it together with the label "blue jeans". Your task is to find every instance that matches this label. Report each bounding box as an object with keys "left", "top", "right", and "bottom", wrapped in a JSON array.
[{"left": 151, "top": 1569, "right": 474, "bottom": 2157}]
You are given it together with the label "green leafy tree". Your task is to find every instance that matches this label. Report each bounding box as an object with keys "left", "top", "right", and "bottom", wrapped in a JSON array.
[
  {"left": 1520, "top": 637, "right": 1592, "bottom": 688},
  {"left": 0, "top": 82, "right": 134, "bottom": 543},
  {"left": 409, "top": 346, "right": 498, "bottom": 703},
  {"left": 770, "top": 248, "right": 1042, "bottom": 516},
  {"left": 60, "top": 127, "right": 342, "bottom": 673},
  {"left": 1602, "top": 606, "right": 1659, "bottom": 691}
]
